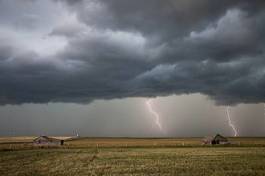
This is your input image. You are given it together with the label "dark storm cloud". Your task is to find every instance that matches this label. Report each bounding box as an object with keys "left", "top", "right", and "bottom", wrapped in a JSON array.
[{"left": 0, "top": 0, "right": 265, "bottom": 105}]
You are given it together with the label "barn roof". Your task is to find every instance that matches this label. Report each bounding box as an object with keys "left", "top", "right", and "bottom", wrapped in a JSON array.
[
  {"left": 33, "top": 136, "right": 62, "bottom": 142},
  {"left": 203, "top": 134, "right": 228, "bottom": 141},
  {"left": 213, "top": 134, "right": 228, "bottom": 141}
]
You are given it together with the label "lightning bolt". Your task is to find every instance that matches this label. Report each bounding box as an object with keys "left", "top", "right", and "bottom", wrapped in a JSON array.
[
  {"left": 226, "top": 106, "right": 238, "bottom": 137},
  {"left": 145, "top": 99, "right": 163, "bottom": 131}
]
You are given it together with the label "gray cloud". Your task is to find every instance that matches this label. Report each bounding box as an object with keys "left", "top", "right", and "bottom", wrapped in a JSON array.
[{"left": 0, "top": 0, "right": 265, "bottom": 105}]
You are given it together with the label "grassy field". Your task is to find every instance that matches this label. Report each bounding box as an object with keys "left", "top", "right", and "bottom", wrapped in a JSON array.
[{"left": 1, "top": 137, "right": 265, "bottom": 176}]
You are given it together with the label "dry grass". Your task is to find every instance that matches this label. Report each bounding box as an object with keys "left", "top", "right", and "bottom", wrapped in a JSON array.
[
  {"left": 62, "top": 137, "right": 265, "bottom": 148},
  {"left": 65, "top": 138, "right": 202, "bottom": 148},
  {"left": 1, "top": 137, "right": 265, "bottom": 176},
  {"left": 0, "top": 136, "right": 36, "bottom": 143}
]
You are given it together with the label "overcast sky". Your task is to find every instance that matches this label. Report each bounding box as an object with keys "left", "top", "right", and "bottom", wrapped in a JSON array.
[{"left": 0, "top": 0, "right": 265, "bottom": 137}]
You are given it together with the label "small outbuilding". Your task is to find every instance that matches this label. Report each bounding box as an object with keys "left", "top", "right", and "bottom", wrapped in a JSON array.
[
  {"left": 202, "top": 134, "right": 229, "bottom": 145},
  {"left": 33, "top": 136, "right": 64, "bottom": 146}
]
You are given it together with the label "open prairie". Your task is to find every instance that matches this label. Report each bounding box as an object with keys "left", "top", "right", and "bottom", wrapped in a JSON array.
[{"left": 1, "top": 137, "right": 265, "bottom": 176}]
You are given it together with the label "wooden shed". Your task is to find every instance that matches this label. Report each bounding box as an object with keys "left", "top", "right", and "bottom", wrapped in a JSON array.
[
  {"left": 33, "top": 136, "right": 64, "bottom": 146},
  {"left": 202, "top": 134, "right": 229, "bottom": 145}
]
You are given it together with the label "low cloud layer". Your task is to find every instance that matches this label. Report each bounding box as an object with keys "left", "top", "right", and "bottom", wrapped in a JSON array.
[{"left": 0, "top": 0, "right": 265, "bottom": 105}]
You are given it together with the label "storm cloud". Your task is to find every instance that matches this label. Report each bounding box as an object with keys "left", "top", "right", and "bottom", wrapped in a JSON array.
[{"left": 0, "top": 0, "right": 265, "bottom": 105}]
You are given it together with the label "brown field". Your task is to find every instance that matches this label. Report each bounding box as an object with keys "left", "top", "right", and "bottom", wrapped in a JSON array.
[{"left": 1, "top": 137, "right": 265, "bottom": 176}]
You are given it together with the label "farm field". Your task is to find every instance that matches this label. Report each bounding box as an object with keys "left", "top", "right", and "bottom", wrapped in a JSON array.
[{"left": 1, "top": 137, "right": 265, "bottom": 176}]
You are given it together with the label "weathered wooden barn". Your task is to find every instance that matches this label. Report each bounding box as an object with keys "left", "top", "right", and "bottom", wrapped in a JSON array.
[
  {"left": 202, "top": 134, "right": 229, "bottom": 145},
  {"left": 33, "top": 136, "right": 64, "bottom": 146}
]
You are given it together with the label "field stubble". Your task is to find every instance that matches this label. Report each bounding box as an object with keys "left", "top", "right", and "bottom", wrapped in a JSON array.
[{"left": 0, "top": 137, "right": 265, "bottom": 176}]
